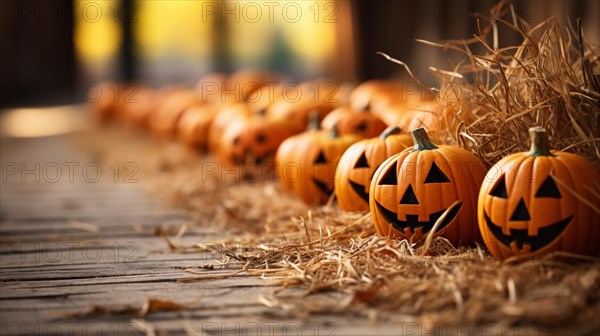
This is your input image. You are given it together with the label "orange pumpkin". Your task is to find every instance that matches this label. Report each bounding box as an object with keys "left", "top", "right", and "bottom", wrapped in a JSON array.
[
  {"left": 194, "top": 72, "right": 228, "bottom": 104},
  {"left": 369, "top": 127, "right": 487, "bottom": 244},
  {"left": 335, "top": 126, "right": 413, "bottom": 211},
  {"left": 266, "top": 81, "right": 341, "bottom": 133},
  {"left": 478, "top": 127, "right": 600, "bottom": 260},
  {"left": 176, "top": 103, "right": 223, "bottom": 150},
  {"left": 276, "top": 120, "right": 362, "bottom": 205},
  {"left": 91, "top": 81, "right": 121, "bottom": 121},
  {"left": 320, "top": 106, "right": 388, "bottom": 138},
  {"left": 121, "top": 86, "right": 180, "bottom": 127},
  {"left": 207, "top": 84, "right": 283, "bottom": 153},
  {"left": 222, "top": 69, "right": 276, "bottom": 104},
  {"left": 349, "top": 80, "right": 408, "bottom": 114},
  {"left": 395, "top": 100, "right": 440, "bottom": 131},
  {"left": 216, "top": 111, "right": 297, "bottom": 166},
  {"left": 148, "top": 90, "right": 200, "bottom": 138}
]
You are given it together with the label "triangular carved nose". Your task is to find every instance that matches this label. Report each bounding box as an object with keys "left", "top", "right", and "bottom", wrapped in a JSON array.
[
  {"left": 400, "top": 184, "right": 419, "bottom": 204},
  {"left": 510, "top": 198, "right": 531, "bottom": 221}
]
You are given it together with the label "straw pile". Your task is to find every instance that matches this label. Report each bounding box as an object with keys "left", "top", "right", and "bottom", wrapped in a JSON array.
[
  {"left": 419, "top": 0, "right": 600, "bottom": 167},
  {"left": 86, "top": 1, "right": 600, "bottom": 334}
]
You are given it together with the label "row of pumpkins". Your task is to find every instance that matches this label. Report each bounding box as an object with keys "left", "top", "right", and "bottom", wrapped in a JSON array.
[{"left": 95, "top": 70, "right": 600, "bottom": 261}]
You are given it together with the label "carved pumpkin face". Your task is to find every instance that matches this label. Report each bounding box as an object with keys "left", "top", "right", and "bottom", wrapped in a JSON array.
[
  {"left": 335, "top": 126, "right": 412, "bottom": 211},
  {"left": 217, "top": 114, "right": 297, "bottom": 166},
  {"left": 478, "top": 127, "right": 600, "bottom": 260},
  {"left": 321, "top": 106, "right": 388, "bottom": 138},
  {"left": 276, "top": 126, "right": 361, "bottom": 205},
  {"left": 369, "top": 128, "right": 486, "bottom": 244}
]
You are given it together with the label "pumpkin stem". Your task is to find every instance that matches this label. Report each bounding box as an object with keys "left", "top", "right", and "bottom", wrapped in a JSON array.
[
  {"left": 307, "top": 110, "right": 321, "bottom": 131},
  {"left": 411, "top": 127, "right": 438, "bottom": 151},
  {"left": 362, "top": 101, "right": 371, "bottom": 112},
  {"left": 329, "top": 124, "right": 340, "bottom": 138},
  {"left": 379, "top": 126, "right": 402, "bottom": 139},
  {"left": 256, "top": 107, "right": 266, "bottom": 116},
  {"left": 527, "top": 126, "right": 554, "bottom": 156}
]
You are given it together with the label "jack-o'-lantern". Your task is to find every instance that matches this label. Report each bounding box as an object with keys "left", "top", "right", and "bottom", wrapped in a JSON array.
[
  {"left": 369, "top": 127, "right": 487, "bottom": 244},
  {"left": 207, "top": 84, "right": 283, "bottom": 152},
  {"left": 335, "top": 126, "right": 412, "bottom": 211},
  {"left": 276, "top": 118, "right": 362, "bottom": 205},
  {"left": 216, "top": 110, "right": 298, "bottom": 166},
  {"left": 321, "top": 106, "right": 388, "bottom": 138},
  {"left": 478, "top": 127, "right": 600, "bottom": 260}
]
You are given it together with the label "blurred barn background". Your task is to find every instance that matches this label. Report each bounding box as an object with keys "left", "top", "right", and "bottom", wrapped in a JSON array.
[{"left": 1, "top": 0, "right": 598, "bottom": 107}]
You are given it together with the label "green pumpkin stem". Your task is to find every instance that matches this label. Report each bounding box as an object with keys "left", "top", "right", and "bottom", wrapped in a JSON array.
[
  {"left": 527, "top": 126, "right": 554, "bottom": 156},
  {"left": 411, "top": 127, "right": 438, "bottom": 151},
  {"left": 307, "top": 110, "right": 321, "bottom": 131},
  {"left": 379, "top": 126, "right": 402, "bottom": 139}
]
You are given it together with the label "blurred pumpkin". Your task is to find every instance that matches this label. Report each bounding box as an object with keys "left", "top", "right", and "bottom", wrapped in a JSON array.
[
  {"left": 276, "top": 117, "right": 362, "bottom": 205},
  {"left": 91, "top": 81, "right": 122, "bottom": 121},
  {"left": 177, "top": 103, "right": 222, "bottom": 150},
  {"left": 148, "top": 90, "right": 200, "bottom": 138},
  {"left": 349, "top": 80, "right": 408, "bottom": 114},
  {"left": 396, "top": 100, "right": 440, "bottom": 131},
  {"left": 369, "top": 127, "right": 486, "bottom": 245},
  {"left": 216, "top": 110, "right": 297, "bottom": 166},
  {"left": 335, "top": 126, "right": 412, "bottom": 211},
  {"left": 194, "top": 72, "right": 228, "bottom": 104},
  {"left": 207, "top": 84, "right": 283, "bottom": 153},
  {"left": 121, "top": 86, "right": 180, "bottom": 127},
  {"left": 321, "top": 106, "right": 388, "bottom": 138},
  {"left": 478, "top": 127, "right": 600, "bottom": 260},
  {"left": 266, "top": 80, "right": 342, "bottom": 133},
  {"left": 223, "top": 69, "right": 277, "bottom": 104}
]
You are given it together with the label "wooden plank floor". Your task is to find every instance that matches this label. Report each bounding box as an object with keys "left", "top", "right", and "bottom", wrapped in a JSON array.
[{"left": 0, "top": 132, "right": 432, "bottom": 335}]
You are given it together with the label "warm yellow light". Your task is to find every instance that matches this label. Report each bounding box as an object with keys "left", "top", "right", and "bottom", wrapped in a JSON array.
[
  {"left": 135, "top": 1, "right": 214, "bottom": 58},
  {"left": 225, "top": 0, "right": 276, "bottom": 62},
  {"left": 74, "top": 1, "right": 122, "bottom": 63},
  {"left": 276, "top": 0, "right": 336, "bottom": 63},
  {"left": 224, "top": 0, "right": 336, "bottom": 69}
]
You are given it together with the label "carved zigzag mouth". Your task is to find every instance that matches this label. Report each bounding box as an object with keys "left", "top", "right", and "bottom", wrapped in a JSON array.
[
  {"left": 484, "top": 211, "right": 571, "bottom": 251},
  {"left": 375, "top": 201, "right": 463, "bottom": 235}
]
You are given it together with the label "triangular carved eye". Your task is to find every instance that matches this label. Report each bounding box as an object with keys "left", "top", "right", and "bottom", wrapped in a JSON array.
[
  {"left": 314, "top": 151, "right": 327, "bottom": 164},
  {"left": 354, "top": 152, "right": 369, "bottom": 169},
  {"left": 424, "top": 162, "right": 450, "bottom": 183},
  {"left": 490, "top": 174, "right": 508, "bottom": 199},
  {"left": 535, "top": 176, "right": 561, "bottom": 198},
  {"left": 378, "top": 162, "right": 397, "bottom": 185}
]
